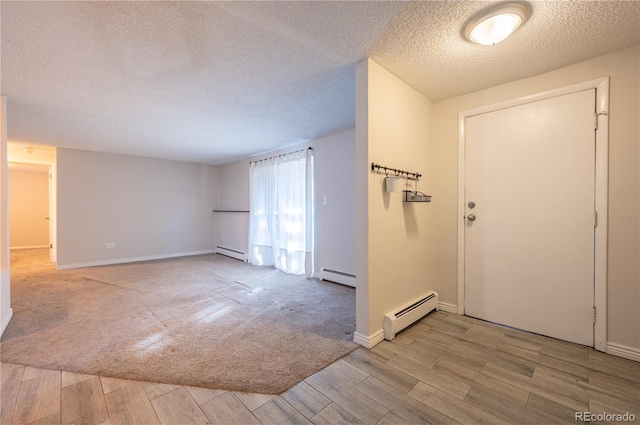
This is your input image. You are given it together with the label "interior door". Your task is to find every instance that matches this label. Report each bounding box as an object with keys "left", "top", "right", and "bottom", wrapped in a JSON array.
[{"left": 464, "top": 89, "right": 596, "bottom": 346}]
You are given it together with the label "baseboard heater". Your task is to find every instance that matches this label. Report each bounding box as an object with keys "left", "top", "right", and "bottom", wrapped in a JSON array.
[
  {"left": 215, "top": 246, "right": 247, "bottom": 262},
  {"left": 384, "top": 291, "right": 439, "bottom": 340},
  {"left": 319, "top": 268, "right": 356, "bottom": 288}
]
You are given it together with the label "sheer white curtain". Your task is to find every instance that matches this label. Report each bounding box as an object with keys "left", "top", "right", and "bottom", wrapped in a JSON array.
[
  {"left": 248, "top": 150, "right": 313, "bottom": 276},
  {"left": 248, "top": 158, "right": 276, "bottom": 267}
]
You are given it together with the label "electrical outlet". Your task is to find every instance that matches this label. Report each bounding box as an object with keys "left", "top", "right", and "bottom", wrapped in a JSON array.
[
  {"left": 222, "top": 236, "right": 226, "bottom": 242},
  {"left": 106, "top": 243, "right": 115, "bottom": 248},
  {"left": 322, "top": 196, "right": 328, "bottom": 206}
]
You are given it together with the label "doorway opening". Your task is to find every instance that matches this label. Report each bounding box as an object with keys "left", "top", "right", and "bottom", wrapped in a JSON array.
[{"left": 7, "top": 143, "right": 57, "bottom": 265}]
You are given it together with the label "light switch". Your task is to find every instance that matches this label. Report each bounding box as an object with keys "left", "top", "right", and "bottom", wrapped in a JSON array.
[{"left": 322, "top": 197, "right": 328, "bottom": 206}]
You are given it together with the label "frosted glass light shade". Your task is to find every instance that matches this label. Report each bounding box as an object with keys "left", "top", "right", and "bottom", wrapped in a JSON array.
[{"left": 464, "top": 3, "right": 529, "bottom": 45}]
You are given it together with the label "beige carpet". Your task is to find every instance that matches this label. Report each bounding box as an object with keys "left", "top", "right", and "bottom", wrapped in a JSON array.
[{"left": 1, "top": 250, "right": 357, "bottom": 394}]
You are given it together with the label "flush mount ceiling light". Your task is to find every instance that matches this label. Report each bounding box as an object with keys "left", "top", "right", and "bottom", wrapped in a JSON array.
[{"left": 464, "top": 2, "right": 529, "bottom": 45}]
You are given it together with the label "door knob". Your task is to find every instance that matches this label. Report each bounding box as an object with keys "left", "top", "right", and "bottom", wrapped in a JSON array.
[{"left": 467, "top": 214, "right": 476, "bottom": 222}]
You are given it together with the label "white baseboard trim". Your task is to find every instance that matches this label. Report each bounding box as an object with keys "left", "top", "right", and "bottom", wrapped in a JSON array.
[
  {"left": 215, "top": 246, "right": 247, "bottom": 261},
  {"left": 318, "top": 268, "right": 356, "bottom": 288},
  {"left": 438, "top": 302, "right": 458, "bottom": 314},
  {"left": 607, "top": 342, "right": 640, "bottom": 362},
  {"left": 354, "top": 329, "right": 384, "bottom": 349},
  {"left": 1, "top": 308, "right": 14, "bottom": 337},
  {"left": 56, "top": 249, "right": 216, "bottom": 270},
  {"left": 10, "top": 245, "right": 49, "bottom": 250}
]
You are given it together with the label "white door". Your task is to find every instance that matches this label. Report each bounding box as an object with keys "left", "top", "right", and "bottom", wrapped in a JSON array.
[{"left": 464, "top": 89, "right": 596, "bottom": 346}]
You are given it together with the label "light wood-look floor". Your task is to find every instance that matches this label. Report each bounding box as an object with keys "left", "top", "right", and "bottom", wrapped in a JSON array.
[{"left": 2, "top": 311, "right": 638, "bottom": 425}]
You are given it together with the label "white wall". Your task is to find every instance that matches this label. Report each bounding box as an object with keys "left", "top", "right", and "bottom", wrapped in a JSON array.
[
  {"left": 57, "top": 149, "right": 220, "bottom": 268},
  {"left": 355, "top": 59, "right": 434, "bottom": 345},
  {"left": 7, "top": 142, "right": 56, "bottom": 164},
  {"left": 433, "top": 46, "right": 640, "bottom": 351},
  {"left": 214, "top": 128, "right": 356, "bottom": 276},
  {"left": 8, "top": 168, "right": 49, "bottom": 248},
  {"left": 0, "top": 95, "right": 13, "bottom": 336},
  {"left": 314, "top": 129, "right": 356, "bottom": 275},
  {"left": 215, "top": 159, "right": 251, "bottom": 254}
]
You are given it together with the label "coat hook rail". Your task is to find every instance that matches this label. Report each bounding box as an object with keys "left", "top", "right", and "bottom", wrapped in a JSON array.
[{"left": 371, "top": 162, "right": 421, "bottom": 181}]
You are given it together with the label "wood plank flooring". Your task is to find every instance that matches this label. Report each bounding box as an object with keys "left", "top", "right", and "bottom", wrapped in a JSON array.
[{"left": 2, "top": 311, "right": 638, "bottom": 424}]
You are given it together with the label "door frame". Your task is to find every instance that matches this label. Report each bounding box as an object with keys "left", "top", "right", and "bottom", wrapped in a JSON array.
[
  {"left": 457, "top": 77, "right": 609, "bottom": 352},
  {"left": 7, "top": 159, "right": 57, "bottom": 263}
]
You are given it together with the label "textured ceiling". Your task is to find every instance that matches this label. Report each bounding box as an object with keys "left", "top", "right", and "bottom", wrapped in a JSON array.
[{"left": 2, "top": 1, "right": 639, "bottom": 164}]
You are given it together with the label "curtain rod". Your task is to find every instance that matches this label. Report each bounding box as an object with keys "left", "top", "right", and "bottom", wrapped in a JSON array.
[{"left": 250, "top": 147, "right": 313, "bottom": 164}]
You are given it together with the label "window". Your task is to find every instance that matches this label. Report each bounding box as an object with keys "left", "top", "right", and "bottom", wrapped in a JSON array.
[{"left": 248, "top": 149, "right": 313, "bottom": 276}]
